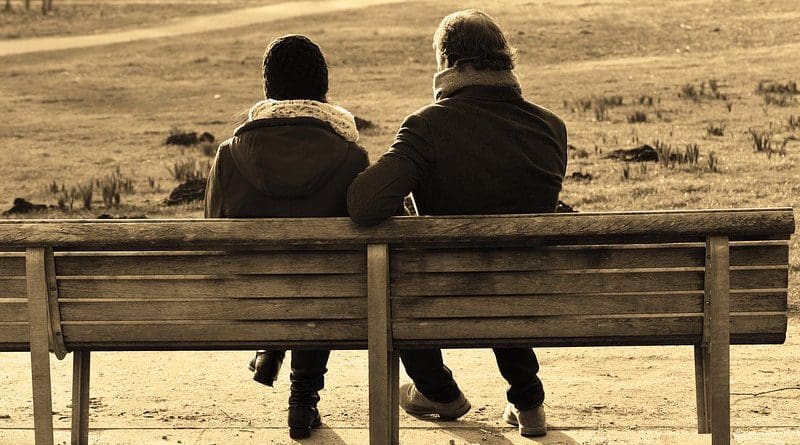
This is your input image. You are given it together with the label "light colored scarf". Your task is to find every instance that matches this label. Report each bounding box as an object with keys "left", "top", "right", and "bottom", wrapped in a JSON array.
[
  {"left": 246, "top": 99, "right": 359, "bottom": 143},
  {"left": 433, "top": 65, "right": 522, "bottom": 101}
]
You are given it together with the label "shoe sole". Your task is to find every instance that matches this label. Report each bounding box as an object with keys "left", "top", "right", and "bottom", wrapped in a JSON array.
[
  {"left": 403, "top": 399, "right": 472, "bottom": 420},
  {"left": 503, "top": 412, "right": 546, "bottom": 437}
]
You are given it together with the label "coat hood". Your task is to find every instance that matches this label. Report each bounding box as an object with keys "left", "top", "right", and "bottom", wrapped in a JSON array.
[{"left": 226, "top": 100, "right": 360, "bottom": 199}]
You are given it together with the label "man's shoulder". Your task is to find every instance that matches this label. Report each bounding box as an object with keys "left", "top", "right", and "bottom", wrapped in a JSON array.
[{"left": 521, "top": 99, "right": 566, "bottom": 128}]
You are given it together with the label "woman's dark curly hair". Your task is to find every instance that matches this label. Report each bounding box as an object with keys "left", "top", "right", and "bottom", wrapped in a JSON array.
[
  {"left": 433, "top": 9, "right": 515, "bottom": 71},
  {"left": 263, "top": 34, "right": 328, "bottom": 102}
]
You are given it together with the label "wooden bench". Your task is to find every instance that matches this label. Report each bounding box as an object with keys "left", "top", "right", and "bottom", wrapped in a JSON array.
[{"left": 0, "top": 208, "right": 794, "bottom": 445}]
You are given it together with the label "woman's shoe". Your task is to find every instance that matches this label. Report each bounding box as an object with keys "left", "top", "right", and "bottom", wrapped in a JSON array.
[
  {"left": 248, "top": 350, "right": 286, "bottom": 386},
  {"left": 288, "top": 406, "right": 322, "bottom": 439}
]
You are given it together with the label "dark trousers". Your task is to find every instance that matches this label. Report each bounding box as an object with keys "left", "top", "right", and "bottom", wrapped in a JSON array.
[
  {"left": 401, "top": 347, "right": 545, "bottom": 410},
  {"left": 288, "top": 349, "right": 330, "bottom": 407}
]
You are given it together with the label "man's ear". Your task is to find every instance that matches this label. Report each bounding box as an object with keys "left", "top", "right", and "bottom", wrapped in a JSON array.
[{"left": 436, "top": 51, "right": 448, "bottom": 72}]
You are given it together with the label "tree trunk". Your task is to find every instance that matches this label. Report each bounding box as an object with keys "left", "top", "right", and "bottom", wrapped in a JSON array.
[
  {"left": 4, "top": 0, "right": 11, "bottom": 12},
  {"left": 25, "top": 0, "right": 30, "bottom": 11}
]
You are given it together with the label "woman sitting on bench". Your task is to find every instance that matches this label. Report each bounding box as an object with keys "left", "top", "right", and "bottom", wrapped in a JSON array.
[{"left": 204, "top": 34, "right": 369, "bottom": 440}]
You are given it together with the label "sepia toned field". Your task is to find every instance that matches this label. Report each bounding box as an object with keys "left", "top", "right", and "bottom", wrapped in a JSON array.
[{"left": 0, "top": 0, "right": 798, "bottom": 443}]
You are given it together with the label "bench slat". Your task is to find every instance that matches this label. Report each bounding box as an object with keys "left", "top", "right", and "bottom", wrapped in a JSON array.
[
  {"left": 0, "top": 322, "right": 29, "bottom": 344},
  {"left": 391, "top": 268, "right": 785, "bottom": 296},
  {"left": 60, "top": 298, "right": 366, "bottom": 321},
  {"left": 0, "top": 253, "right": 25, "bottom": 276},
  {"left": 392, "top": 313, "right": 785, "bottom": 342},
  {"left": 391, "top": 243, "right": 787, "bottom": 273},
  {"left": 0, "top": 300, "right": 28, "bottom": 322},
  {"left": 0, "top": 209, "right": 793, "bottom": 248},
  {"left": 0, "top": 277, "right": 26, "bottom": 298},
  {"left": 55, "top": 250, "right": 366, "bottom": 276},
  {"left": 57, "top": 274, "right": 366, "bottom": 299},
  {"left": 391, "top": 291, "right": 786, "bottom": 318},
  {"left": 61, "top": 320, "right": 367, "bottom": 343}
]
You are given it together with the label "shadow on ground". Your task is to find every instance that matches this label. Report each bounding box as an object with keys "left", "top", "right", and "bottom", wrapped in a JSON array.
[{"left": 428, "top": 418, "right": 581, "bottom": 444}]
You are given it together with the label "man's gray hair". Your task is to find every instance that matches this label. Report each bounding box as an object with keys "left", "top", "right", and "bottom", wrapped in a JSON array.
[{"left": 433, "top": 9, "right": 515, "bottom": 71}]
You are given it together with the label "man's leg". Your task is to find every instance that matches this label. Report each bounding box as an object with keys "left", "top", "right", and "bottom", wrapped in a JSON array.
[
  {"left": 495, "top": 347, "right": 547, "bottom": 437},
  {"left": 398, "top": 349, "right": 471, "bottom": 419},
  {"left": 493, "top": 348, "right": 545, "bottom": 409},
  {"left": 288, "top": 350, "right": 330, "bottom": 439},
  {"left": 400, "top": 349, "right": 461, "bottom": 402}
]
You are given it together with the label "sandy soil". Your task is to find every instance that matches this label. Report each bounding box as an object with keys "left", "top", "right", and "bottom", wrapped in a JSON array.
[{"left": 1, "top": 319, "right": 799, "bottom": 444}]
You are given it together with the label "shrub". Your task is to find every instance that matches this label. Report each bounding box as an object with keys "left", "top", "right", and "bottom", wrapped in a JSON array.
[
  {"left": 707, "top": 152, "right": 719, "bottom": 172},
  {"left": 593, "top": 102, "right": 608, "bottom": 121},
  {"left": 788, "top": 115, "right": 800, "bottom": 131},
  {"left": 654, "top": 140, "right": 700, "bottom": 168},
  {"left": 627, "top": 111, "right": 647, "bottom": 123},
  {"left": 93, "top": 167, "right": 134, "bottom": 208},
  {"left": 167, "top": 159, "right": 210, "bottom": 182},
  {"left": 762, "top": 93, "right": 796, "bottom": 107},
  {"left": 76, "top": 182, "right": 93, "bottom": 210},
  {"left": 637, "top": 95, "right": 655, "bottom": 106},
  {"left": 705, "top": 123, "right": 726, "bottom": 137},
  {"left": 756, "top": 80, "right": 798, "bottom": 95},
  {"left": 679, "top": 79, "right": 727, "bottom": 101},
  {"left": 621, "top": 163, "right": 630, "bottom": 181},
  {"left": 748, "top": 128, "right": 772, "bottom": 153},
  {"left": 567, "top": 95, "right": 623, "bottom": 118}
]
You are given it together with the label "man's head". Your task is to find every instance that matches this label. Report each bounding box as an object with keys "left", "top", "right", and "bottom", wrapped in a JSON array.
[
  {"left": 433, "top": 9, "right": 515, "bottom": 72},
  {"left": 263, "top": 34, "right": 328, "bottom": 102}
]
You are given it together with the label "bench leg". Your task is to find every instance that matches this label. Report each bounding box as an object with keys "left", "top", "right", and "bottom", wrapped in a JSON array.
[
  {"left": 27, "top": 247, "right": 55, "bottom": 445},
  {"left": 694, "top": 345, "right": 710, "bottom": 434},
  {"left": 704, "top": 236, "right": 731, "bottom": 445},
  {"left": 391, "top": 351, "right": 399, "bottom": 445},
  {"left": 708, "top": 337, "right": 731, "bottom": 445},
  {"left": 71, "top": 351, "right": 91, "bottom": 445},
  {"left": 29, "top": 333, "right": 54, "bottom": 445}
]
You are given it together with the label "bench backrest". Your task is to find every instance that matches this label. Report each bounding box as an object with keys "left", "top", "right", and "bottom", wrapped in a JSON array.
[
  {"left": 390, "top": 240, "right": 788, "bottom": 348},
  {"left": 0, "top": 209, "right": 794, "bottom": 352}
]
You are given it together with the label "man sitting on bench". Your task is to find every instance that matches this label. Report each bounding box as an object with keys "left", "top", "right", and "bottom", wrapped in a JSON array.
[{"left": 347, "top": 9, "right": 568, "bottom": 437}]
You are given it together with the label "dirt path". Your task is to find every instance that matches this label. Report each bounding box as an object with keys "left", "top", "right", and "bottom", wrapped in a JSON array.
[
  {"left": 1, "top": 318, "right": 798, "bottom": 444},
  {"left": 0, "top": 0, "right": 404, "bottom": 57}
]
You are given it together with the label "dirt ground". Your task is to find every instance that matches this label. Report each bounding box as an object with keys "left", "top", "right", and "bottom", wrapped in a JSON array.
[
  {"left": 0, "top": 0, "right": 799, "bottom": 443},
  {"left": 1, "top": 318, "right": 799, "bottom": 444}
]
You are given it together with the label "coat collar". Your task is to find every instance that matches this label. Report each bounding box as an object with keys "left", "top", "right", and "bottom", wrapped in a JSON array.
[
  {"left": 433, "top": 65, "right": 522, "bottom": 101},
  {"left": 236, "top": 99, "right": 359, "bottom": 143}
]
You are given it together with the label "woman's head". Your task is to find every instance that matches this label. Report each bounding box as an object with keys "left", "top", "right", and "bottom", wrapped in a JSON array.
[
  {"left": 433, "top": 9, "right": 515, "bottom": 72},
  {"left": 263, "top": 34, "right": 328, "bottom": 102}
]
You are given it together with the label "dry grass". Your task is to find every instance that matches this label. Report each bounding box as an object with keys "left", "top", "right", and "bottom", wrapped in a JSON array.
[{"left": 0, "top": 0, "right": 798, "bottom": 305}]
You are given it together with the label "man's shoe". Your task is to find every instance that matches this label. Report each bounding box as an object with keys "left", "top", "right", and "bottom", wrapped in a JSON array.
[
  {"left": 288, "top": 406, "right": 322, "bottom": 439},
  {"left": 399, "top": 383, "right": 471, "bottom": 420},
  {"left": 502, "top": 403, "right": 547, "bottom": 437}
]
